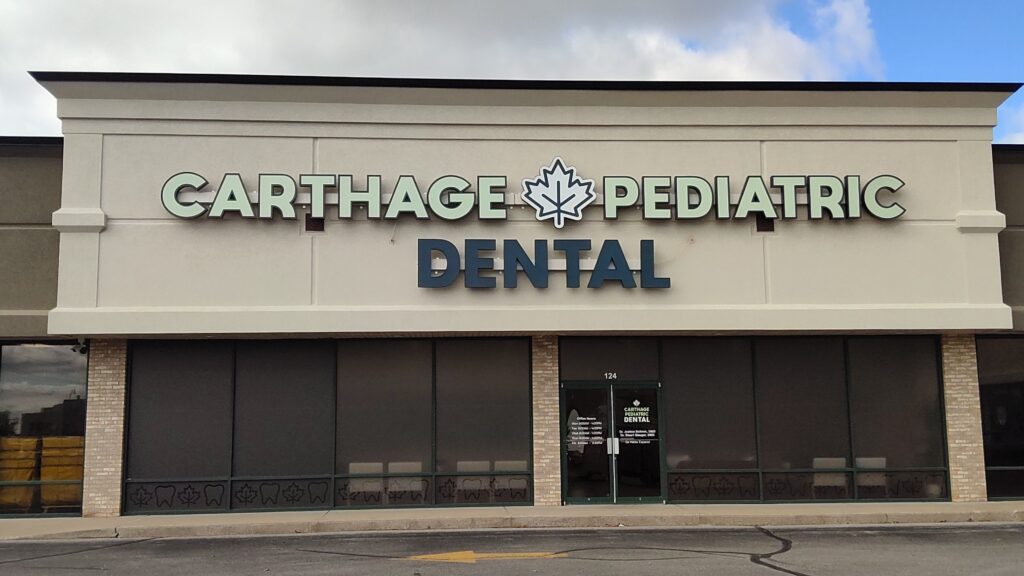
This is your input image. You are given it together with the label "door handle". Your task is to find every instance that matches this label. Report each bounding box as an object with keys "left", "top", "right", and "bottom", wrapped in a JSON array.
[
  {"left": 606, "top": 437, "right": 614, "bottom": 455},
  {"left": 611, "top": 438, "right": 620, "bottom": 455}
]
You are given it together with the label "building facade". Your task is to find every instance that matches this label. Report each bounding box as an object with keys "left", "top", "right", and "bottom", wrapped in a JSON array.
[{"left": 2, "top": 73, "right": 1024, "bottom": 516}]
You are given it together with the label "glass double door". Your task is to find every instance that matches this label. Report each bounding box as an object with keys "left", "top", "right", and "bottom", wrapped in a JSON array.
[{"left": 562, "top": 382, "right": 663, "bottom": 503}]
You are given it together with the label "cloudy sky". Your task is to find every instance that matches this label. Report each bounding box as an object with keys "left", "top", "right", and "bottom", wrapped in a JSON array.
[{"left": 1, "top": 0, "right": 1022, "bottom": 141}]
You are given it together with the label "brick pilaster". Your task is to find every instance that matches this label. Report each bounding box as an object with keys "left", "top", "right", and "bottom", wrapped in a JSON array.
[
  {"left": 941, "top": 334, "right": 988, "bottom": 502},
  {"left": 531, "top": 336, "right": 562, "bottom": 506},
  {"left": 82, "top": 339, "right": 128, "bottom": 517}
]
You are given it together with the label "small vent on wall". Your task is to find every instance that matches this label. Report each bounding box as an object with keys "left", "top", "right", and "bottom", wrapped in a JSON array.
[
  {"left": 755, "top": 214, "right": 775, "bottom": 233},
  {"left": 304, "top": 212, "right": 325, "bottom": 232}
]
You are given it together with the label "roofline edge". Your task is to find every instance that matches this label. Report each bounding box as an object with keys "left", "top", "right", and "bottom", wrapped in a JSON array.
[
  {"left": 0, "top": 136, "right": 63, "bottom": 146},
  {"left": 27, "top": 71, "right": 1024, "bottom": 93}
]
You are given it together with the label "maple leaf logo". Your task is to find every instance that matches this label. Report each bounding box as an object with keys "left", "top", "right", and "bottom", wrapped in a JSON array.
[
  {"left": 522, "top": 157, "right": 596, "bottom": 228},
  {"left": 235, "top": 483, "right": 258, "bottom": 505},
  {"left": 129, "top": 486, "right": 153, "bottom": 507},
  {"left": 282, "top": 482, "right": 305, "bottom": 504},
  {"left": 177, "top": 484, "right": 201, "bottom": 506}
]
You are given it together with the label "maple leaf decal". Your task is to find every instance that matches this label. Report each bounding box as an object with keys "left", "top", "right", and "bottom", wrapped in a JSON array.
[
  {"left": 522, "top": 157, "right": 596, "bottom": 228},
  {"left": 177, "top": 484, "right": 201, "bottom": 506}
]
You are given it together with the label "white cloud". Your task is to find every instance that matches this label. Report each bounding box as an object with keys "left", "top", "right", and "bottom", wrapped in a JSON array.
[
  {"left": 814, "top": 0, "right": 883, "bottom": 79},
  {"left": 0, "top": 0, "right": 882, "bottom": 135},
  {"left": 999, "top": 100, "right": 1024, "bottom": 144}
]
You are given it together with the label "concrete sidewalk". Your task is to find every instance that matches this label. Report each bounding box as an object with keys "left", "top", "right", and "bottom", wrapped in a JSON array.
[{"left": 2, "top": 501, "right": 1023, "bottom": 540}]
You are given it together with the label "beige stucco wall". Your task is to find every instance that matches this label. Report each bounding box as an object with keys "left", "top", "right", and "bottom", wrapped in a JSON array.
[
  {"left": 37, "top": 80, "right": 1014, "bottom": 336},
  {"left": 994, "top": 146, "right": 1024, "bottom": 330},
  {"left": 0, "top": 140, "right": 62, "bottom": 337}
]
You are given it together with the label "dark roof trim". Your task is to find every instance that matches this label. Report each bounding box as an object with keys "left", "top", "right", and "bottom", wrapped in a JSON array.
[
  {"left": 994, "top": 144, "right": 1024, "bottom": 151},
  {"left": 0, "top": 136, "right": 63, "bottom": 146},
  {"left": 29, "top": 71, "right": 1022, "bottom": 93}
]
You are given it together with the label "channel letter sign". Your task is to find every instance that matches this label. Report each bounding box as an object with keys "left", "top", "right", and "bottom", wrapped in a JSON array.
[{"left": 160, "top": 157, "right": 906, "bottom": 290}]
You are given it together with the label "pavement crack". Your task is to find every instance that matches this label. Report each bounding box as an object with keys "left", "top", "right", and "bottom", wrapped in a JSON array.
[
  {"left": 308, "top": 510, "right": 331, "bottom": 532},
  {"left": 552, "top": 545, "right": 746, "bottom": 562},
  {"left": 0, "top": 538, "right": 157, "bottom": 566},
  {"left": 297, "top": 548, "right": 408, "bottom": 560},
  {"left": 751, "top": 526, "right": 813, "bottom": 576}
]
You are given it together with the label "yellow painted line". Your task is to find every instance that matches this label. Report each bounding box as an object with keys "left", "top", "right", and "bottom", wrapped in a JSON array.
[{"left": 404, "top": 550, "right": 567, "bottom": 564}]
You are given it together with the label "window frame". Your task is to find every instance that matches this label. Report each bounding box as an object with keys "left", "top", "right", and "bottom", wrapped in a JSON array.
[
  {"left": 559, "top": 335, "right": 950, "bottom": 504},
  {"left": 122, "top": 337, "right": 534, "bottom": 514}
]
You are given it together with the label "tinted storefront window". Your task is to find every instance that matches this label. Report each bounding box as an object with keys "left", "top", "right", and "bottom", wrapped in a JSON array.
[
  {"left": 755, "top": 338, "right": 853, "bottom": 500},
  {"left": 336, "top": 340, "right": 432, "bottom": 474},
  {"left": 663, "top": 338, "right": 759, "bottom": 502},
  {"left": 336, "top": 340, "right": 433, "bottom": 506},
  {"left": 663, "top": 338, "right": 757, "bottom": 470},
  {"left": 755, "top": 338, "right": 848, "bottom": 466},
  {"left": 124, "top": 338, "right": 533, "bottom": 513},
  {"left": 0, "top": 344, "right": 87, "bottom": 515},
  {"left": 977, "top": 337, "right": 1024, "bottom": 498},
  {"left": 848, "top": 337, "right": 947, "bottom": 499},
  {"left": 127, "top": 341, "right": 233, "bottom": 480},
  {"left": 230, "top": 341, "right": 336, "bottom": 511},
  {"left": 233, "top": 341, "right": 335, "bottom": 478},
  {"left": 435, "top": 339, "right": 531, "bottom": 472},
  {"left": 435, "top": 340, "right": 531, "bottom": 505},
  {"left": 125, "top": 341, "right": 234, "bottom": 513}
]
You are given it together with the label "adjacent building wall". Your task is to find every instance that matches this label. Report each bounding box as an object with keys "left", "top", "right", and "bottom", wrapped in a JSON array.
[
  {"left": 0, "top": 137, "right": 62, "bottom": 338},
  {"left": 994, "top": 145, "right": 1024, "bottom": 331}
]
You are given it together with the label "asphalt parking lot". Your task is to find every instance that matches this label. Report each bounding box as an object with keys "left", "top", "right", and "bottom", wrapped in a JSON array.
[{"left": 1, "top": 524, "right": 1023, "bottom": 575}]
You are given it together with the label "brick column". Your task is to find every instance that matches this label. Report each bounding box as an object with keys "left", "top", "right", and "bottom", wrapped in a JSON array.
[
  {"left": 531, "top": 336, "right": 562, "bottom": 506},
  {"left": 82, "top": 339, "right": 128, "bottom": 517},
  {"left": 941, "top": 334, "right": 988, "bottom": 502}
]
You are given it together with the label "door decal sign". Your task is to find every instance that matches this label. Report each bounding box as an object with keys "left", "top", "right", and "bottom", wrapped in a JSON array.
[{"left": 623, "top": 399, "right": 650, "bottom": 423}]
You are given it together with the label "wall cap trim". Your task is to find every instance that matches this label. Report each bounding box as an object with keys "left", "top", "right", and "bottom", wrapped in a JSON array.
[
  {"left": 52, "top": 207, "right": 106, "bottom": 232},
  {"left": 956, "top": 210, "right": 1006, "bottom": 232}
]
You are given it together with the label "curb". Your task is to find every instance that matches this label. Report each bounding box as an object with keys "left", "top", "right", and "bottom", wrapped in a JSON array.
[{"left": 11, "top": 508, "right": 1024, "bottom": 541}]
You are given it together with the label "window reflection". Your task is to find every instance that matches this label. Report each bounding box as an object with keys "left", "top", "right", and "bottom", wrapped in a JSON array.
[{"left": 0, "top": 344, "right": 88, "bottom": 515}]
